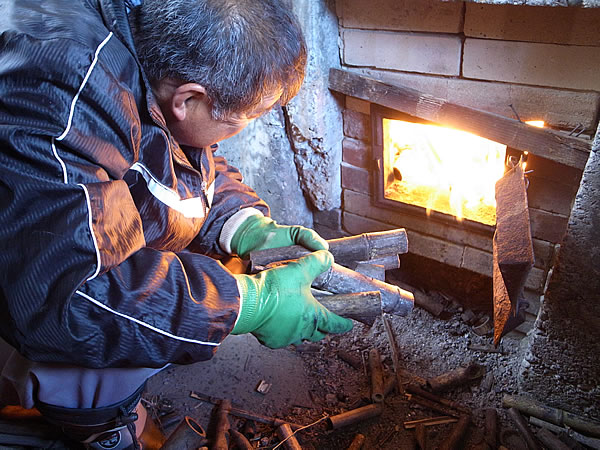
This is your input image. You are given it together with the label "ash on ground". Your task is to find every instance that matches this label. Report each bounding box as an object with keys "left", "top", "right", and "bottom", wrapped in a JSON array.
[
  {"left": 145, "top": 299, "right": 532, "bottom": 449},
  {"left": 286, "top": 306, "right": 528, "bottom": 449}
]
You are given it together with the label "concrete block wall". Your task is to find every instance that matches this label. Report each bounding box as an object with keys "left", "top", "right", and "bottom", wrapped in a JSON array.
[
  {"left": 334, "top": 0, "right": 600, "bottom": 333},
  {"left": 518, "top": 126, "right": 600, "bottom": 419}
]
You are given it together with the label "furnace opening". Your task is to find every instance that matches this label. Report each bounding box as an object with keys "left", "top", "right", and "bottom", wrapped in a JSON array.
[{"left": 382, "top": 118, "right": 507, "bottom": 226}]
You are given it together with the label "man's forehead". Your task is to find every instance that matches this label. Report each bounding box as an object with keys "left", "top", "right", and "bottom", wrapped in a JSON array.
[{"left": 238, "top": 90, "right": 282, "bottom": 120}]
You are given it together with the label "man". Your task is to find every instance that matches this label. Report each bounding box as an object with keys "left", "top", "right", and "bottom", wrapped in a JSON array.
[{"left": 0, "top": 0, "right": 353, "bottom": 448}]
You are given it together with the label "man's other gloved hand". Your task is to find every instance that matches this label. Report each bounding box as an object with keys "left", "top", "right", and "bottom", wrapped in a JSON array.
[
  {"left": 231, "top": 250, "right": 353, "bottom": 348},
  {"left": 230, "top": 214, "right": 327, "bottom": 259}
]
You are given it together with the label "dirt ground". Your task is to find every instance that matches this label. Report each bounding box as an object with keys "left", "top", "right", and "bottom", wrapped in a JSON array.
[
  {"left": 286, "top": 308, "right": 528, "bottom": 449},
  {"left": 144, "top": 272, "right": 533, "bottom": 450}
]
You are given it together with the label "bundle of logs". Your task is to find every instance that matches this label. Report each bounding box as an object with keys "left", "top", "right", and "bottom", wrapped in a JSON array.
[{"left": 250, "top": 228, "right": 415, "bottom": 324}]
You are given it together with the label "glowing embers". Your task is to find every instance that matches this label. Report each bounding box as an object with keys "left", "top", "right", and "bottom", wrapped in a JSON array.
[{"left": 383, "top": 119, "right": 507, "bottom": 226}]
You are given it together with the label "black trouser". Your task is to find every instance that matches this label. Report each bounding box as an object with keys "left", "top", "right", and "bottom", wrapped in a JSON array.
[
  {"left": 0, "top": 340, "right": 164, "bottom": 449},
  {"left": 35, "top": 383, "right": 145, "bottom": 449}
]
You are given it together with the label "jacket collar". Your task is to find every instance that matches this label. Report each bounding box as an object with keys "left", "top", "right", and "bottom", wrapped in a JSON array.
[{"left": 97, "top": 0, "right": 137, "bottom": 54}]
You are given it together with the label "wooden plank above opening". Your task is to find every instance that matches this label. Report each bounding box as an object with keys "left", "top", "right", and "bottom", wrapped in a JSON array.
[{"left": 329, "top": 68, "right": 591, "bottom": 170}]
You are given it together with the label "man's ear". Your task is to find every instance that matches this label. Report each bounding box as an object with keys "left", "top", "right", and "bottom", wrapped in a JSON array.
[{"left": 170, "top": 83, "right": 208, "bottom": 122}]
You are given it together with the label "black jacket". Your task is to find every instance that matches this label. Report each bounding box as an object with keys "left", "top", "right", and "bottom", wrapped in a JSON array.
[{"left": 0, "top": 0, "right": 268, "bottom": 368}]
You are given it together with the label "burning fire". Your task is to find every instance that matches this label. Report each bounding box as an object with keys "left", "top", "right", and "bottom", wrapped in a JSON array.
[
  {"left": 526, "top": 120, "right": 545, "bottom": 128},
  {"left": 384, "top": 119, "right": 507, "bottom": 225}
]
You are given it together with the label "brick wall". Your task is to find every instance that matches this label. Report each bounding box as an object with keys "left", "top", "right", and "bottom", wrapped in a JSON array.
[
  {"left": 337, "top": 0, "right": 600, "bottom": 131},
  {"left": 333, "top": 0, "right": 600, "bottom": 334}
]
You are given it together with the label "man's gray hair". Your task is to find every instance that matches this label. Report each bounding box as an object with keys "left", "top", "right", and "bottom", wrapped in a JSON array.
[{"left": 130, "top": 0, "right": 307, "bottom": 120}]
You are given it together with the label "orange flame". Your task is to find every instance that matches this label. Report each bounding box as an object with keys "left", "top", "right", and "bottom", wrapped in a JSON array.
[
  {"left": 525, "top": 120, "right": 544, "bottom": 128},
  {"left": 384, "top": 119, "right": 507, "bottom": 225}
]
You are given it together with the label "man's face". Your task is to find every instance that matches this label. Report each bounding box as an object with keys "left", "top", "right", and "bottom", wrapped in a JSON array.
[{"left": 170, "top": 91, "right": 282, "bottom": 149}]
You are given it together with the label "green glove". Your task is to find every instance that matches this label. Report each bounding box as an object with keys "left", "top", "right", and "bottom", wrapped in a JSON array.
[
  {"left": 231, "top": 250, "right": 353, "bottom": 348},
  {"left": 230, "top": 214, "right": 328, "bottom": 259}
]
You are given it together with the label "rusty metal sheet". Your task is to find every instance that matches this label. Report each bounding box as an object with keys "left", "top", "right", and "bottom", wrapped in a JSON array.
[{"left": 493, "top": 158, "right": 535, "bottom": 345}]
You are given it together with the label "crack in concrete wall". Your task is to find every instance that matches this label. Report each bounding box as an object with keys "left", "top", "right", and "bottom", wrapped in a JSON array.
[
  {"left": 217, "top": 0, "right": 343, "bottom": 223},
  {"left": 283, "top": 106, "right": 339, "bottom": 211}
]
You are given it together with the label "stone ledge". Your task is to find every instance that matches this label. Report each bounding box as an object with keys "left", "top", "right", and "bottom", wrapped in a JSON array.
[
  {"left": 352, "top": 68, "right": 600, "bottom": 131},
  {"left": 330, "top": 69, "right": 591, "bottom": 169}
]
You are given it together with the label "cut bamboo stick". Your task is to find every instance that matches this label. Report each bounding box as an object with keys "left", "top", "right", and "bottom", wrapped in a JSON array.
[
  {"left": 368, "top": 348, "right": 385, "bottom": 403},
  {"left": 313, "top": 263, "right": 414, "bottom": 316},
  {"left": 404, "top": 416, "right": 458, "bottom": 429},
  {"left": 328, "top": 404, "right": 382, "bottom": 430},
  {"left": 314, "top": 291, "right": 381, "bottom": 325},
  {"left": 276, "top": 423, "right": 302, "bottom": 450},
  {"left": 249, "top": 229, "right": 408, "bottom": 269},
  {"left": 503, "top": 394, "right": 600, "bottom": 438}
]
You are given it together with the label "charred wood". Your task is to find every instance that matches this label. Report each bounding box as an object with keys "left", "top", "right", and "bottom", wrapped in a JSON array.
[
  {"left": 337, "top": 349, "right": 363, "bottom": 370},
  {"left": 415, "top": 424, "right": 427, "bottom": 450},
  {"left": 350, "top": 254, "right": 401, "bottom": 271},
  {"left": 313, "top": 263, "right": 414, "bottom": 316},
  {"left": 405, "top": 384, "right": 471, "bottom": 415},
  {"left": 507, "top": 407, "right": 542, "bottom": 450},
  {"left": 346, "top": 433, "right": 366, "bottom": 450},
  {"left": 189, "top": 391, "right": 304, "bottom": 430},
  {"left": 229, "top": 429, "right": 253, "bottom": 450},
  {"left": 529, "top": 416, "right": 600, "bottom": 450},
  {"left": 354, "top": 262, "right": 386, "bottom": 282},
  {"left": 314, "top": 291, "right": 381, "bottom": 325},
  {"left": 438, "top": 415, "right": 471, "bottom": 450},
  {"left": 254, "top": 261, "right": 414, "bottom": 316},
  {"left": 503, "top": 395, "right": 600, "bottom": 438},
  {"left": 276, "top": 423, "right": 303, "bottom": 450},
  {"left": 211, "top": 399, "right": 231, "bottom": 450},
  {"left": 406, "top": 394, "right": 462, "bottom": 419},
  {"left": 161, "top": 416, "right": 208, "bottom": 450},
  {"left": 327, "top": 404, "right": 383, "bottom": 430},
  {"left": 485, "top": 408, "right": 498, "bottom": 450},
  {"left": 403, "top": 416, "right": 458, "bottom": 429},
  {"left": 535, "top": 428, "right": 572, "bottom": 450},
  {"left": 426, "top": 362, "right": 485, "bottom": 393},
  {"left": 368, "top": 348, "right": 385, "bottom": 404},
  {"left": 248, "top": 229, "right": 408, "bottom": 270}
]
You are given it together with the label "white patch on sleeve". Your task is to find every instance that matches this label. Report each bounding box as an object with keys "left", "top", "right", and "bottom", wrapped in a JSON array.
[{"left": 130, "top": 162, "right": 211, "bottom": 219}]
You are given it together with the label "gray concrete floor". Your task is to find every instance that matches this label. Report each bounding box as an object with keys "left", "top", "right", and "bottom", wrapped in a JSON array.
[{"left": 144, "top": 334, "right": 314, "bottom": 434}]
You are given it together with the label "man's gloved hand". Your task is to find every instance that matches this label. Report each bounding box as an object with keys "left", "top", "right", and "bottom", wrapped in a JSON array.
[
  {"left": 231, "top": 250, "right": 353, "bottom": 348},
  {"left": 230, "top": 214, "right": 327, "bottom": 259}
]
